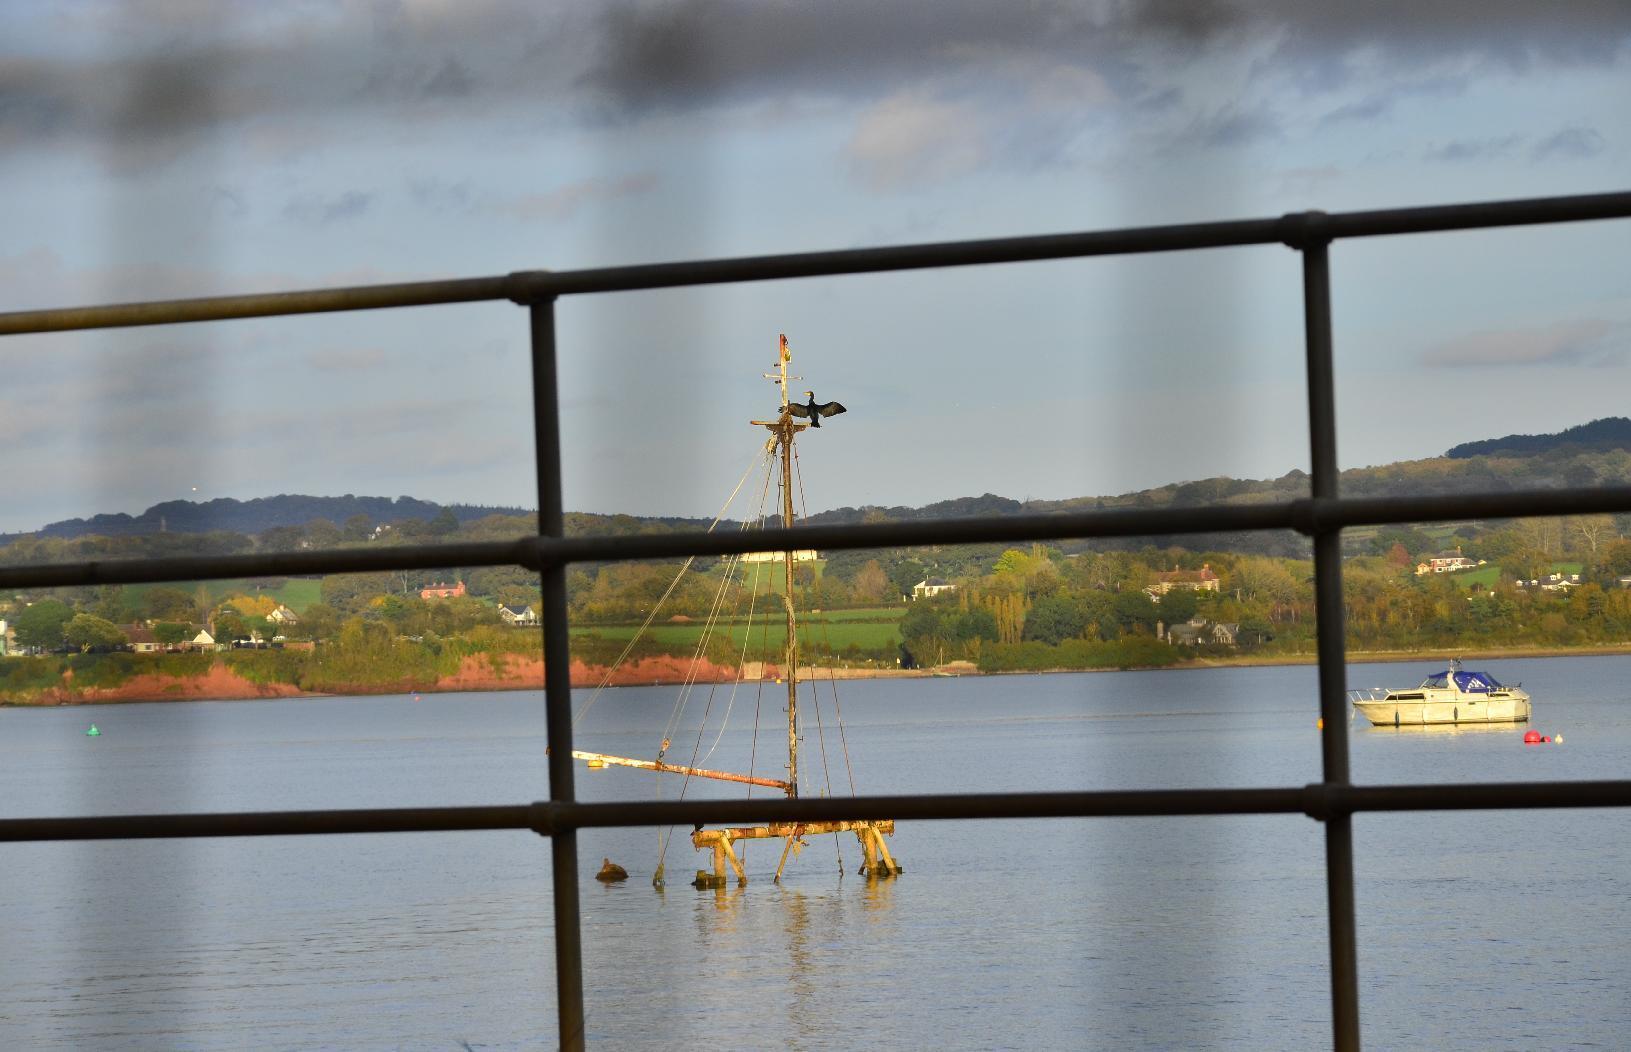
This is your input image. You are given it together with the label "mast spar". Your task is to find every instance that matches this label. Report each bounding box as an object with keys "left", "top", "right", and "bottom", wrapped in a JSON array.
[{"left": 770, "top": 338, "right": 801, "bottom": 800}]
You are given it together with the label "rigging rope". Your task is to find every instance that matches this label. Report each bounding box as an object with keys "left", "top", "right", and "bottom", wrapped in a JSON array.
[
  {"left": 792, "top": 440, "right": 860, "bottom": 798},
  {"left": 659, "top": 455, "right": 776, "bottom": 753},
  {"left": 573, "top": 444, "right": 772, "bottom": 729},
  {"left": 653, "top": 450, "right": 777, "bottom": 874},
  {"left": 791, "top": 443, "right": 846, "bottom": 875}
]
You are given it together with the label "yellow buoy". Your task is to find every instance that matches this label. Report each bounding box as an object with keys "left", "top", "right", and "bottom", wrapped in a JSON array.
[
  {"left": 1316, "top": 717, "right": 1324, "bottom": 730},
  {"left": 586, "top": 758, "right": 606, "bottom": 769}
]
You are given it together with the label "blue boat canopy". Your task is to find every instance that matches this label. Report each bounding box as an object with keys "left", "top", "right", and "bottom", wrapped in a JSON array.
[{"left": 1422, "top": 670, "right": 1502, "bottom": 691}]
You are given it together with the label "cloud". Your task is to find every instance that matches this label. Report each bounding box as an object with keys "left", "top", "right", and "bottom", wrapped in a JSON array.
[
  {"left": 1319, "top": 96, "right": 1393, "bottom": 126},
  {"left": 1424, "top": 134, "right": 1524, "bottom": 162},
  {"left": 1421, "top": 319, "right": 1626, "bottom": 367},
  {"left": 284, "top": 190, "right": 374, "bottom": 226},
  {"left": 492, "top": 172, "right": 658, "bottom": 221},
  {"left": 1531, "top": 126, "right": 1607, "bottom": 161},
  {"left": 846, "top": 93, "right": 989, "bottom": 191},
  {"left": 4, "top": 0, "right": 1626, "bottom": 176},
  {"left": 0, "top": 3, "right": 596, "bottom": 168},
  {"left": 1191, "top": 106, "right": 1281, "bottom": 148}
]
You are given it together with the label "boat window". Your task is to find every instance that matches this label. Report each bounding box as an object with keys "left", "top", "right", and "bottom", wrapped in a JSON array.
[{"left": 1420, "top": 674, "right": 1449, "bottom": 688}]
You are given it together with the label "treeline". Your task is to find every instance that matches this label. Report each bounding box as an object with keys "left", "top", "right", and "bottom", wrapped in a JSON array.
[{"left": 0, "top": 624, "right": 543, "bottom": 699}]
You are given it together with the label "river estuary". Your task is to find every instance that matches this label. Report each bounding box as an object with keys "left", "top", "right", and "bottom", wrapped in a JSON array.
[{"left": 2, "top": 656, "right": 1628, "bottom": 1049}]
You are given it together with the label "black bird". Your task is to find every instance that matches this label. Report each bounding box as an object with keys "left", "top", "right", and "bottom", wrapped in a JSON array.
[{"left": 788, "top": 390, "right": 847, "bottom": 428}]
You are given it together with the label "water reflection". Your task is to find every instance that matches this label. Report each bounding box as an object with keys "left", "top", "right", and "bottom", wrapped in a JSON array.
[{"left": 1360, "top": 721, "right": 1523, "bottom": 738}]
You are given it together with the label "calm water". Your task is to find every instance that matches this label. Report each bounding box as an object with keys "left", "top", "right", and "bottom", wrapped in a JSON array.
[{"left": 2, "top": 656, "right": 1629, "bottom": 1050}]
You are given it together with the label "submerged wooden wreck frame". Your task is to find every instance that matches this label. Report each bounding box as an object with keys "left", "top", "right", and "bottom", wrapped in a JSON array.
[{"left": 4, "top": 189, "right": 1631, "bottom": 1051}]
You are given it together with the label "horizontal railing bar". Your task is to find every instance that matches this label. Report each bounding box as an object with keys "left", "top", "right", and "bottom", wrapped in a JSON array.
[
  {"left": 1, "top": 191, "right": 1625, "bottom": 335},
  {"left": 1321, "top": 191, "right": 1631, "bottom": 242},
  {"left": 8, "top": 486, "right": 1631, "bottom": 591},
  {"left": 0, "top": 805, "right": 544, "bottom": 841},
  {"left": 519, "top": 191, "right": 1631, "bottom": 297},
  {"left": 7, "top": 780, "right": 1631, "bottom": 842},
  {"left": 0, "top": 275, "right": 517, "bottom": 335},
  {"left": 0, "top": 538, "right": 535, "bottom": 590},
  {"left": 1311, "top": 487, "right": 1631, "bottom": 530},
  {"left": 1330, "top": 780, "right": 1631, "bottom": 815}
]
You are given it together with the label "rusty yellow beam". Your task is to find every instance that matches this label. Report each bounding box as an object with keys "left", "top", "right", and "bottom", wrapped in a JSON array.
[
  {"left": 571, "top": 750, "right": 791, "bottom": 791},
  {"left": 692, "top": 819, "right": 895, "bottom": 843}
]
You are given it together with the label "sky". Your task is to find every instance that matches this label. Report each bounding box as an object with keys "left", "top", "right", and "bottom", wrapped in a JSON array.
[{"left": 0, "top": 0, "right": 1628, "bottom": 534}]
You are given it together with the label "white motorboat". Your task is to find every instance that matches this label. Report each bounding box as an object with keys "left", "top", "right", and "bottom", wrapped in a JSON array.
[{"left": 1349, "top": 658, "right": 1531, "bottom": 727}]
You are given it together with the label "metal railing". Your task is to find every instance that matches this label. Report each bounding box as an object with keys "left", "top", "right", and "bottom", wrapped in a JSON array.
[{"left": 2, "top": 189, "right": 1629, "bottom": 1051}]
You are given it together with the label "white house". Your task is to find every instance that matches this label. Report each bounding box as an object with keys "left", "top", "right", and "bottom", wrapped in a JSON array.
[
  {"left": 499, "top": 603, "right": 539, "bottom": 626},
  {"left": 912, "top": 578, "right": 956, "bottom": 600},
  {"left": 740, "top": 550, "right": 819, "bottom": 564},
  {"left": 1415, "top": 547, "right": 1479, "bottom": 575}
]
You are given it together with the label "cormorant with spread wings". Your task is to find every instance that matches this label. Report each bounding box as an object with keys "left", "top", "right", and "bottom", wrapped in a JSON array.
[{"left": 788, "top": 391, "right": 847, "bottom": 428}]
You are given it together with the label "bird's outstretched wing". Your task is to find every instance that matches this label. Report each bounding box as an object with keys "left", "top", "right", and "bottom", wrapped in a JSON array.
[
  {"left": 815, "top": 401, "right": 847, "bottom": 419},
  {"left": 787, "top": 403, "right": 811, "bottom": 419}
]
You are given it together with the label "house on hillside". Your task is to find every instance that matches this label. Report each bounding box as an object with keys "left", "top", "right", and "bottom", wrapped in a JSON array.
[
  {"left": 189, "top": 629, "right": 219, "bottom": 652},
  {"left": 121, "top": 624, "right": 161, "bottom": 653},
  {"left": 267, "top": 605, "right": 299, "bottom": 625},
  {"left": 912, "top": 578, "right": 955, "bottom": 600},
  {"left": 1147, "top": 564, "right": 1220, "bottom": 599},
  {"left": 1415, "top": 547, "right": 1479, "bottom": 575},
  {"left": 499, "top": 603, "right": 538, "bottom": 626},
  {"left": 1160, "top": 616, "right": 1240, "bottom": 647},
  {"left": 1520, "top": 572, "right": 1580, "bottom": 592},
  {"left": 420, "top": 580, "right": 466, "bottom": 600}
]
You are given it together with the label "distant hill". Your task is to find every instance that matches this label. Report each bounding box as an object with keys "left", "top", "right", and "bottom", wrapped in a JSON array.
[
  {"left": 29, "top": 495, "right": 529, "bottom": 540},
  {"left": 807, "top": 493, "right": 1025, "bottom": 525},
  {"left": 1446, "top": 417, "right": 1631, "bottom": 459},
  {"left": 10, "top": 419, "right": 1631, "bottom": 557}
]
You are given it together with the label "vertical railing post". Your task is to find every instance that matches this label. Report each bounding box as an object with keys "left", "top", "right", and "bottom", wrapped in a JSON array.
[
  {"left": 1295, "top": 217, "right": 1361, "bottom": 1051},
  {"left": 527, "top": 295, "right": 587, "bottom": 1050}
]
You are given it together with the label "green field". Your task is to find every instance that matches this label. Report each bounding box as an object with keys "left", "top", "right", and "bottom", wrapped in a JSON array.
[
  {"left": 700, "top": 558, "right": 827, "bottom": 596},
  {"left": 572, "top": 613, "right": 901, "bottom": 653}
]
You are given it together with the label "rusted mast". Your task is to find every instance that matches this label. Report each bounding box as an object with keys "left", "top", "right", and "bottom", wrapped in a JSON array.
[{"left": 780, "top": 411, "right": 799, "bottom": 800}]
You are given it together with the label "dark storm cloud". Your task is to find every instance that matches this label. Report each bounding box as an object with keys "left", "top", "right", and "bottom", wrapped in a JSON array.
[
  {"left": 576, "top": 0, "right": 1219, "bottom": 116},
  {"left": 3, "top": 1, "right": 1626, "bottom": 167},
  {"left": 579, "top": 0, "right": 1631, "bottom": 114},
  {"left": 0, "top": 3, "right": 593, "bottom": 166}
]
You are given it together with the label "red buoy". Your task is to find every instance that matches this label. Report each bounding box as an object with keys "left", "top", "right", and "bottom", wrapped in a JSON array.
[{"left": 1523, "top": 730, "right": 1542, "bottom": 744}]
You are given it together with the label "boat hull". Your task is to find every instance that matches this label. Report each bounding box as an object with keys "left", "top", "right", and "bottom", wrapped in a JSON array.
[{"left": 1353, "top": 694, "right": 1530, "bottom": 727}]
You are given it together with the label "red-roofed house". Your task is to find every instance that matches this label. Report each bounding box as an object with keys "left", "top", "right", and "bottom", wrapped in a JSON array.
[
  {"left": 420, "top": 580, "right": 467, "bottom": 600},
  {"left": 1148, "top": 564, "right": 1220, "bottom": 597}
]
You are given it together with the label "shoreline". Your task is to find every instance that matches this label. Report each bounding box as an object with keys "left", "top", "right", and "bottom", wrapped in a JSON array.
[{"left": 5, "top": 644, "right": 1628, "bottom": 706}]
